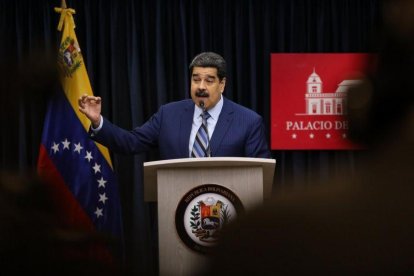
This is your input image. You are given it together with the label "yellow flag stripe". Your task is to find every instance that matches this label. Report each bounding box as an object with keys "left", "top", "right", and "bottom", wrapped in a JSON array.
[{"left": 57, "top": 8, "right": 113, "bottom": 168}]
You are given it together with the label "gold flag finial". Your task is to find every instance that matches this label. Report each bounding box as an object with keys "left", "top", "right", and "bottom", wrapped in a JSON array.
[{"left": 54, "top": 0, "right": 75, "bottom": 32}]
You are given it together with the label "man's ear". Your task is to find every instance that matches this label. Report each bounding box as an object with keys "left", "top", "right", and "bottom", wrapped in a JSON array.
[{"left": 220, "top": 77, "right": 226, "bottom": 93}]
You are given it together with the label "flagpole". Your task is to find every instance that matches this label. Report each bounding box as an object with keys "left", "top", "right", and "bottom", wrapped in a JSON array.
[{"left": 38, "top": 0, "right": 124, "bottom": 261}]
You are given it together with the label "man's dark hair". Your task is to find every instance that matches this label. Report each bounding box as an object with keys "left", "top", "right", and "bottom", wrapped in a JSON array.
[{"left": 189, "top": 52, "right": 226, "bottom": 81}]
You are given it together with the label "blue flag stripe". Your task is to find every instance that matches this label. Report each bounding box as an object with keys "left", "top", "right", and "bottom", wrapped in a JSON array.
[{"left": 41, "top": 90, "right": 123, "bottom": 238}]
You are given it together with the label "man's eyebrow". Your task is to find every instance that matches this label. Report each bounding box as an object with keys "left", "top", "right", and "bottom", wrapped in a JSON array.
[{"left": 192, "top": 73, "right": 217, "bottom": 79}]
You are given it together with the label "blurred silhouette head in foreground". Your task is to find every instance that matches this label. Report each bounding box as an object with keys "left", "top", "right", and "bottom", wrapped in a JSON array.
[
  {"left": 204, "top": 0, "right": 414, "bottom": 274},
  {"left": 0, "top": 50, "right": 122, "bottom": 275},
  {"left": 0, "top": 171, "right": 122, "bottom": 275},
  {"left": 347, "top": 0, "right": 414, "bottom": 148}
]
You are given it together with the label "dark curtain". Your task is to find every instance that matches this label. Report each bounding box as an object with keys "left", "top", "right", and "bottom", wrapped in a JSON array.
[{"left": 0, "top": 0, "right": 380, "bottom": 274}]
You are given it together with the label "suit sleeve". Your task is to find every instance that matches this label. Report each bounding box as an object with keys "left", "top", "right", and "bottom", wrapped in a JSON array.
[
  {"left": 245, "top": 116, "right": 272, "bottom": 158},
  {"left": 88, "top": 107, "right": 163, "bottom": 155}
]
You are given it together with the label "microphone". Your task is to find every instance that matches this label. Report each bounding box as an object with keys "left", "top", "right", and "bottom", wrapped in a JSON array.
[
  {"left": 199, "top": 100, "right": 206, "bottom": 111},
  {"left": 198, "top": 101, "right": 211, "bottom": 157}
]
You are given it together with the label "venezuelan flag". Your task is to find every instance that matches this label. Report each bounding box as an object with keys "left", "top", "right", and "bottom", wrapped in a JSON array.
[{"left": 37, "top": 5, "right": 123, "bottom": 259}]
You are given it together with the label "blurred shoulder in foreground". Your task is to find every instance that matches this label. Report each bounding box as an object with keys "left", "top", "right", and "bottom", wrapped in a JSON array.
[
  {"left": 203, "top": 0, "right": 414, "bottom": 273},
  {"left": 0, "top": 171, "right": 123, "bottom": 275}
]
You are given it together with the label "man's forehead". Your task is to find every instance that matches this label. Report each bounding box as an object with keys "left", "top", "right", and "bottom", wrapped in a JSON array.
[{"left": 192, "top": 67, "right": 218, "bottom": 78}]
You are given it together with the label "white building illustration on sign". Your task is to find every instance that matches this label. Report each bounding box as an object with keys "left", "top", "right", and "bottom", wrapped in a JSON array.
[{"left": 304, "top": 68, "right": 359, "bottom": 115}]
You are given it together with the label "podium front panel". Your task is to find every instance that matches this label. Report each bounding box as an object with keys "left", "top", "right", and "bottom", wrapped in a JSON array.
[{"left": 157, "top": 166, "right": 263, "bottom": 275}]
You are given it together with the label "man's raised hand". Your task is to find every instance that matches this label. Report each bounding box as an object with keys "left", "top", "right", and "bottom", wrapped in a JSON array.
[{"left": 78, "top": 94, "right": 102, "bottom": 128}]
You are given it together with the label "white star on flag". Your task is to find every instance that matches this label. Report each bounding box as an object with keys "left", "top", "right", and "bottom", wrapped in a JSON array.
[
  {"left": 73, "top": 142, "right": 83, "bottom": 154},
  {"left": 94, "top": 207, "right": 103, "bottom": 218},
  {"left": 99, "top": 193, "right": 108, "bottom": 204},
  {"left": 97, "top": 176, "right": 107, "bottom": 188},
  {"left": 51, "top": 142, "right": 60, "bottom": 153},
  {"left": 292, "top": 133, "right": 297, "bottom": 139},
  {"left": 84, "top": 151, "right": 93, "bottom": 162},
  {"left": 309, "top": 133, "right": 314, "bottom": 139},
  {"left": 92, "top": 162, "right": 101, "bottom": 174},
  {"left": 342, "top": 133, "right": 347, "bottom": 139},
  {"left": 326, "top": 133, "right": 331, "bottom": 139},
  {"left": 61, "top": 138, "right": 71, "bottom": 150}
]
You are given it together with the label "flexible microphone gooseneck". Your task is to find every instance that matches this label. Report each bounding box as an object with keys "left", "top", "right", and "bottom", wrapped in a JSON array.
[
  {"left": 199, "top": 100, "right": 205, "bottom": 111},
  {"left": 199, "top": 101, "right": 211, "bottom": 157}
]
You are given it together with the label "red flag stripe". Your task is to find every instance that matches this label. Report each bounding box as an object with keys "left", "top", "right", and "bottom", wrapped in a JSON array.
[{"left": 37, "top": 144, "right": 95, "bottom": 230}]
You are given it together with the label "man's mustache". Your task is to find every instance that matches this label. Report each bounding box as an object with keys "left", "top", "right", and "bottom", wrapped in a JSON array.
[{"left": 195, "top": 90, "right": 209, "bottom": 97}]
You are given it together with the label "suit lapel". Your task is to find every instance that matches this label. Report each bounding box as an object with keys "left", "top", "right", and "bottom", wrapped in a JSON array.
[
  {"left": 180, "top": 101, "right": 194, "bottom": 157},
  {"left": 210, "top": 98, "right": 233, "bottom": 156}
]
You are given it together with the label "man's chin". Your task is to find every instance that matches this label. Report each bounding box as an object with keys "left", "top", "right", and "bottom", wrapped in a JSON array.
[
  {"left": 194, "top": 96, "right": 209, "bottom": 102},
  {"left": 192, "top": 98, "right": 209, "bottom": 108}
]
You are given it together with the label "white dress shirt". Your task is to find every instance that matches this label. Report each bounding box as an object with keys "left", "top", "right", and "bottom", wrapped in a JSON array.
[{"left": 188, "top": 96, "right": 223, "bottom": 157}]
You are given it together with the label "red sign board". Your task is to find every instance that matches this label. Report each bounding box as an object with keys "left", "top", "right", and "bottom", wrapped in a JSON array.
[{"left": 271, "top": 53, "right": 369, "bottom": 150}]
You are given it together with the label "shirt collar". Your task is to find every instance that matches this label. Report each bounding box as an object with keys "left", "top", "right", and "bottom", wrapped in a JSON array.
[{"left": 194, "top": 96, "right": 223, "bottom": 121}]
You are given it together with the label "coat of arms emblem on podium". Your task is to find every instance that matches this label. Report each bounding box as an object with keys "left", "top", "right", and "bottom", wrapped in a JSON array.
[{"left": 175, "top": 184, "right": 244, "bottom": 253}]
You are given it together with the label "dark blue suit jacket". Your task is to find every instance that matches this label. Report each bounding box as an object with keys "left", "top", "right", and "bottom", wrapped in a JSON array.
[{"left": 91, "top": 97, "right": 271, "bottom": 159}]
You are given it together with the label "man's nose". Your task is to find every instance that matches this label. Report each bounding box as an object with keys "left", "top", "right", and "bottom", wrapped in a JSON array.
[{"left": 199, "top": 79, "right": 207, "bottom": 89}]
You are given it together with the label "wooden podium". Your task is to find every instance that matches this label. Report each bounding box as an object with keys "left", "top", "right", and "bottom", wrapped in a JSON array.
[{"left": 144, "top": 157, "right": 276, "bottom": 275}]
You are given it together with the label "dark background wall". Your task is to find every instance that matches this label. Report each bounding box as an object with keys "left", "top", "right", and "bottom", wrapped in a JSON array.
[{"left": 0, "top": 0, "right": 380, "bottom": 274}]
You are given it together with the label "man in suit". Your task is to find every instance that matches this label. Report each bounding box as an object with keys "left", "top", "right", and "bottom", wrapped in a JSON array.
[{"left": 78, "top": 52, "right": 271, "bottom": 159}]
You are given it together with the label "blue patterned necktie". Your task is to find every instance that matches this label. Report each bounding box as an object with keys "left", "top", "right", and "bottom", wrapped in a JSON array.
[{"left": 191, "top": 112, "right": 211, "bottom": 157}]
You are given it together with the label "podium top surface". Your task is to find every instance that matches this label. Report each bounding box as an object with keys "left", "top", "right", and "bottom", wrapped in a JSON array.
[
  {"left": 144, "top": 156, "right": 275, "bottom": 168},
  {"left": 143, "top": 157, "right": 276, "bottom": 201}
]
